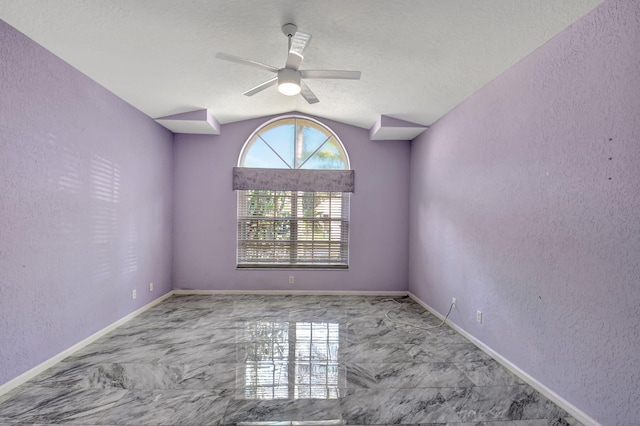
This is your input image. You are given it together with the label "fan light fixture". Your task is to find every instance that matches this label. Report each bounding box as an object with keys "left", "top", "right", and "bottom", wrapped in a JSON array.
[
  {"left": 277, "top": 68, "right": 301, "bottom": 96},
  {"left": 215, "top": 23, "right": 361, "bottom": 104}
]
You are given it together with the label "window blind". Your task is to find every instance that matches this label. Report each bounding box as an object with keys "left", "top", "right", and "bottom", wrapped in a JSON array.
[{"left": 237, "top": 190, "right": 349, "bottom": 268}]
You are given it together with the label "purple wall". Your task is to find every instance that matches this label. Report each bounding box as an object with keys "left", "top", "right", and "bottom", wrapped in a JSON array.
[
  {"left": 0, "top": 21, "right": 174, "bottom": 386},
  {"left": 408, "top": 0, "right": 639, "bottom": 423},
  {"left": 173, "top": 115, "right": 410, "bottom": 292}
]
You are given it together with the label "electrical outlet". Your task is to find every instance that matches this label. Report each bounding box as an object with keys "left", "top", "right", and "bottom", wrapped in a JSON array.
[
  {"left": 476, "top": 310, "right": 482, "bottom": 323},
  {"left": 452, "top": 297, "right": 457, "bottom": 308},
  {"left": 132, "top": 289, "right": 137, "bottom": 300},
  {"left": 149, "top": 282, "right": 154, "bottom": 292},
  {"left": 289, "top": 276, "right": 294, "bottom": 284}
]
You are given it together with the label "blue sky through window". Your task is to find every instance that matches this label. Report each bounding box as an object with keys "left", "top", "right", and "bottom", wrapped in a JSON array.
[{"left": 240, "top": 117, "right": 348, "bottom": 170}]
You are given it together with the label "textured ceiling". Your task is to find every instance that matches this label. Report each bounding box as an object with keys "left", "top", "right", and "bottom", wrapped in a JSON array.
[{"left": 0, "top": 0, "right": 603, "bottom": 130}]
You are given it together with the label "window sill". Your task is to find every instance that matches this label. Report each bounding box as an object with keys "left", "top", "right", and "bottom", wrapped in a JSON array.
[{"left": 237, "top": 264, "right": 348, "bottom": 270}]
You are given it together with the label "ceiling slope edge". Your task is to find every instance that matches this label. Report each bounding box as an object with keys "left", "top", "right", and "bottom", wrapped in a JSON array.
[
  {"left": 155, "top": 109, "right": 221, "bottom": 135},
  {"left": 369, "top": 115, "right": 428, "bottom": 141}
]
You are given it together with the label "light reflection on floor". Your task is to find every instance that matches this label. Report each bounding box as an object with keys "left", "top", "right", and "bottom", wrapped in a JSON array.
[{"left": 239, "top": 321, "right": 343, "bottom": 400}]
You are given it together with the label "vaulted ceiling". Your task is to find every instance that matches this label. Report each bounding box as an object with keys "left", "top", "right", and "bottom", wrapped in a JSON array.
[{"left": 0, "top": 0, "right": 603, "bottom": 132}]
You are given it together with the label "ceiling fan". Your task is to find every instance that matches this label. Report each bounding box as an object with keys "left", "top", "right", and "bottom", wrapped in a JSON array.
[{"left": 215, "top": 24, "right": 361, "bottom": 104}]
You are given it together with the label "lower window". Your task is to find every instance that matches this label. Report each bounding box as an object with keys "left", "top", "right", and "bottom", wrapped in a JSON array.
[{"left": 237, "top": 190, "right": 349, "bottom": 269}]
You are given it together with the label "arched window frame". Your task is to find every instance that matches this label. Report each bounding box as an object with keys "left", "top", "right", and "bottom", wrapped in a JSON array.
[
  {"left": 237, "top": 115, "right": 350, "bottom": 170},
  {"left": 234, "top": 115, "right": 353, "bottom": 269}
]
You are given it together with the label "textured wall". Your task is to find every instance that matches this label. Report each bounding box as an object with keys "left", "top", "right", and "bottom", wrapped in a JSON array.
[
  {"left": 0, "top": 20, "right": 174, "bottom": 386},
  {"left": 173, "top": 115, "right": 410, "bottom": 292},
  {"left": 408, "top": 0, "right": 640, "bottom": 424}
]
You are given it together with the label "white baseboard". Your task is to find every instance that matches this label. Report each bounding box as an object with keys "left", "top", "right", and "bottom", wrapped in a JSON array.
[
  {"left": 0, "top": 291, "right": 174, "bottom": 398},
  {"left": 173, "top": 289, "right": 408, "bottom": 297},
  {"left": 407, "top": 292, "right": 600, "bottom": 426}
]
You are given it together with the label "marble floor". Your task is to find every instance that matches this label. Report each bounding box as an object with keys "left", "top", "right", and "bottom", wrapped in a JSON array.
[{"left": 0, "top": 294, "right": 582, "bottom": 426}]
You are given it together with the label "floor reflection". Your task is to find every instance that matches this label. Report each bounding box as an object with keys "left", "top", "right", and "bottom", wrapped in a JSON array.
[{"left": 237, "top": 321, "right": 343, "bottom": 399}]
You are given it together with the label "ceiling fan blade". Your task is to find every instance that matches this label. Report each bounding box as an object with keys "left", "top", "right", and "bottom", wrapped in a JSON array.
[
  {"left": 300, "top": 70, "right": 361, "bottom": 80},
  {"left": 285, "top": 31, "right": 312, "bottom": 70},
  {"left": 216, "top": 52, "right": 278, "bottom": 73},
  {"left": 300, "top": 81, "right": 319, "bottom": 104},
  {"left": 243, "top": 77, "right": 278, "bottom": 96}
]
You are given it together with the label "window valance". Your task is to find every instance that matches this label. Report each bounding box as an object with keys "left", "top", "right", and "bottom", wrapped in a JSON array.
[{"left": 232, "top": 167, "right": 355, "bottom": 193}]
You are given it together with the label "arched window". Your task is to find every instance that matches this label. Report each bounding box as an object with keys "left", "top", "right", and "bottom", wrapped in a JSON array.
[
  {"left": 234, "top": 116, "right": 353, "bottom": 269},
  {"left": 239, "top": 116, "right": 349, "bottom": 170}
]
